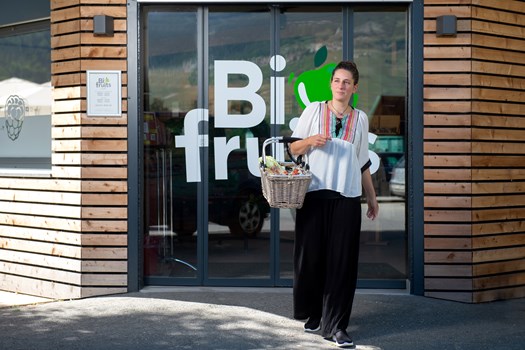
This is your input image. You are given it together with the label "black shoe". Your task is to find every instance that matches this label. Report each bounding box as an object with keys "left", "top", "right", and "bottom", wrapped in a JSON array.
[
  {"left": 331, "top": 330, "right": 355, "bottom": 348},
  {"left": 303, "top": 317, "right": 321, "bottom": 332}
]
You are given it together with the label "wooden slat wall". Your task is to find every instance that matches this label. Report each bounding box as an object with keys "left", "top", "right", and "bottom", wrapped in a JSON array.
[
  {"left": 0, "top": 0, "right": 128, "bottom": 299},
  {"left": 423, "top": 0, "right": 525, "bottom": 302}
]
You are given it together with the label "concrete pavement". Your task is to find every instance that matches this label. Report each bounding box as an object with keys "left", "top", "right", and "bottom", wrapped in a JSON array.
[{"left": 1, "top": 287, "right": 524, "bottom": 350}]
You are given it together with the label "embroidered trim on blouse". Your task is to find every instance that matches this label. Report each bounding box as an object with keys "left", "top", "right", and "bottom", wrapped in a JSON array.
[{"left": 320, "top": 102, "right": 358, "bottom": 142}]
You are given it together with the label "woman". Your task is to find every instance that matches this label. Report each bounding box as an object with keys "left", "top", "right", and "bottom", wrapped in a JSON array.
[{"left": 290, "top": 61, "right": 379, "bottom": 348}]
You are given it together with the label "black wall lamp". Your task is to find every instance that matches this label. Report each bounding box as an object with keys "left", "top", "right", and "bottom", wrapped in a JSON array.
[
  {"left": 93, "top": 15, "right": 114, "bottom": 37},
  {"left": 436, "top": 15, "right": 457, "bottom": 37}
]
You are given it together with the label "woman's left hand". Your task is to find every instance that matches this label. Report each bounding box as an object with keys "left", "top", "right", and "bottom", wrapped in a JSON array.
[
  {"left": 361, "top": 168, "right": 379, "bottom": 220},
  {"left": 366, "top": 196, "right": 379, "bottom": 220}
]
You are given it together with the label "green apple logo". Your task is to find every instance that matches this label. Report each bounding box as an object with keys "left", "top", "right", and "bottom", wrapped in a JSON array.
[
  {"left": 291, "top": 46, "right": 335, "bottom": 109},
  {"left": 290, "top": 46, "right": 358, "bottom": 109}
]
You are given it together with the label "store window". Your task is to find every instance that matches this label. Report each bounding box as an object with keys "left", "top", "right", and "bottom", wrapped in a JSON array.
[
  {"left": 0, "top": 9, "right": 51, "bottom": 170},
  {"left": 141, "top": 4, "right": 408, "bottom": 287}
]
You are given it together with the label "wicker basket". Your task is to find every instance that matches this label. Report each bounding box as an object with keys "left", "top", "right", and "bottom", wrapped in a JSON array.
[{"left": 260, "top": 137, "right": 312, "bottom": 209}]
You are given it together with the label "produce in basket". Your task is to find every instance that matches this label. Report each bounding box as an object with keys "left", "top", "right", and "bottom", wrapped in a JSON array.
[{"left": 259, "top": 156, "right": 308, "bottom": 176}]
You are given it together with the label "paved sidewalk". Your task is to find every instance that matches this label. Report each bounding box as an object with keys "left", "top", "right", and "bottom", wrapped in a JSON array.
[{"left": 1, "top": 287, "right": 524, "bottom": 350}]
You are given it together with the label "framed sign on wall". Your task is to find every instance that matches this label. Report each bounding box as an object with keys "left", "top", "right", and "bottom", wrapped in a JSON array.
[{"left": 87, "top": 70, "right": 122, "bottom": 117}]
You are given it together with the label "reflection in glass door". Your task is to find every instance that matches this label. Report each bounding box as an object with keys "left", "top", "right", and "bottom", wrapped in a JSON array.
[
  {"left": 277, "top": 7, "right": 408, "bottom": 286},
  {"left": 143, "top": 9, "right": 200, "bottom": 283},
  {"left": 354, "top": 10, "right": 408, "bottom": 287},
  {"left": 277, "top": 6, "right": 344, "bottom": 282},
  {"left": 206, "top": 7, "right": 272, "bottom": 281}
]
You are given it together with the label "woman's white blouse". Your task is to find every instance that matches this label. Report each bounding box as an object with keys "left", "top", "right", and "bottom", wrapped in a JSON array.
[{"left": 291, "top": 102, "right": 370, "bottom": 198}]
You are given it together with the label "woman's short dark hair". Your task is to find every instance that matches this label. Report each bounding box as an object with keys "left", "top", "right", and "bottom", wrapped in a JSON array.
[{"left": 331, "top": 61, "right": 359, "bottom": 84}]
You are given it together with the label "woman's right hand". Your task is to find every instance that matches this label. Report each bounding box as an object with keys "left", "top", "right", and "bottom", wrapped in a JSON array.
[
  {"left": 290, "top": 134, "right": 331, "bottom": 155},
  {"left": 308, "top": 134, "right": 331, "bottom": 148}
]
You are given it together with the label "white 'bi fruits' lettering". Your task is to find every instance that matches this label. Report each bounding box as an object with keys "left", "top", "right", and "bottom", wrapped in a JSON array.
[
  {"left": 214, "top": 60, "right": 266, "bottom": 128},
  {"left": 175, "top": 55, "right": 380, "bottom": 182},
  {"left": 174, "top": 108, "right": 209, "bottom": 182}
]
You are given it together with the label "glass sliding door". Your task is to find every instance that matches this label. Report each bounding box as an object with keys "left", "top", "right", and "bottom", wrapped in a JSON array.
[
  {"left": 354, "top": 9, "right": 408, "bottom": 286},
  {"left": 143, "top": 8, "right": 201, "bottom": 283},
  {"left": 276, "top": 6, "right": 344, "bottom": 281},
  {"left": 206, "top": 6, "right": 272, "bottom": 282},
  {"left": 276, "top": 6, "right": 408, "bottom": 286}
]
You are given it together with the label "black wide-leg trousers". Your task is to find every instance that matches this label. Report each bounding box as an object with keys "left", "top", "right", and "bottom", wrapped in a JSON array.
[{"left": 293, "top": 191, "right": 362, "bottom": 338}]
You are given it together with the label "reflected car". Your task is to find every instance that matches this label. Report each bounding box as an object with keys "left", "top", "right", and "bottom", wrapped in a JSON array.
[
  {"left": 145, "top": 115, "right": 271, "bottom": 237},
  {"left": 378, "top": 152, "right": 404, "bottom": 182},
  {"left": 166, "top": 150, "right": 270, "bottom": 238},
  {"left": 389, "top": 156, "right": 405, "bottom": 197}
]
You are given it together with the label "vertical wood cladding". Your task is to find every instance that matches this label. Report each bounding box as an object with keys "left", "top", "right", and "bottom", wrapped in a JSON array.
[
  {"left": 0, "top": 0, "right": 128, "bottom": 299},
  {"left": 423, "top": 0, "right": 525, "bottom": 302}
]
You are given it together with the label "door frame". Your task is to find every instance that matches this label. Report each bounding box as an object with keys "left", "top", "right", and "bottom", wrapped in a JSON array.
[{"left": 127, "top": 0, "right": 424, "bottom": 294}]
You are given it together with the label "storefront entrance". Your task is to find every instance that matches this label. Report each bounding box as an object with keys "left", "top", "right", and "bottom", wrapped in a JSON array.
[{"left": 141, "top": 4, "right": 408, "bottom": 288}]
